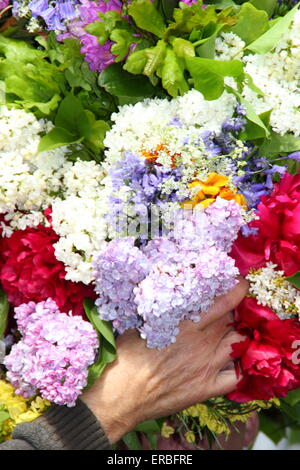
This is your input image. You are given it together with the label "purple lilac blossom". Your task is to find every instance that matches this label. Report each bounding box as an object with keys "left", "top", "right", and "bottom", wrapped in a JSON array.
[
  {"left": 4, "top": 299, "right": 98, "bottom": 406},
  {"left": 0, "top": 0, "right": 9, "bottom": 10},
  {"left": 234, "top": 156, "right": 287, "bottom": 210},
  {"left": 94, "top": 198, "right": 243, "bottom": 349},
  {"left": 13, "top": 0, "right": 80, "bottom": 31},
  {"left": 58, "top": 0, "right": 122, "bottom": 70},
  {"left": 108, "top": 152, "right": 183, "bottom": 239},
  {"left": 286, "top": 151, "right": 300, "bottom": 162}
]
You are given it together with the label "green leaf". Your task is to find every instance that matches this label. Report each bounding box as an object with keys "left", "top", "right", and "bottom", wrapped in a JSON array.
[
  {"left": 284, "top": 388, "right": 300, "bottom": 407},
  {"left": 78, "top": 110, "right": 110, "bottom": 152},
  {"left": 227, "top": 86, "right": 270, "bottom": 137},
  {"left": 124, "top": 49, "right": 148, "bottom": 74},
  {"left": 38, "top": 128, "right": 83, "bottom": 153},
  {"left": 122, "top": 431, "right": 142, "bottom": 450},
  {"left": 259, "top": 133, "right": 300, "bottom": 156},
  {"left": 249, "top": 0, "right": 277, "bottom": 17},
  {"left": 158, "top": 0, "right": 179, "bottom": 20},
  {"left": 281, "top": 400, "right": 300, "bottom": 421},
  {"left": 38, "top": 94, "right": 109, "bottom": 152},
  {"left": 171, "top": 38, "right": 195, "bottom": 58},
  {"left": 0, "top": 411, "right": 10, "bottom": 424},
  {"left": 287, "top": 271, "right": 300, "bottom": 290},
  {"left": 246, "top": 4, "right": 299, "bottom": 54},
  {"left": 55, "top": 93, "right": 81, "bottom": 133},
  {"left": 99, "top": 62, "right": 156, "bottom": 97},
  {"left": 244, "top": 73, "right": 265, "bottom": 97},
  {"left": 146, "top": 432, "right": 158, "bottom": 450},
  {"left": 0, "top": 289, "right": 9, "bottom": 339},
  {"left": 85, "top": 10, "right": 122, "bottom": 44},
  {"left": 259, "top": 412, "right": 287, "bottom": 444},
  {"left": 288, "top": 426, "right": 300, "bottom": 446},
  {"left": 85, "top": 21, "right": 109, "bottom": 44},
  {"left": 157, "top": 47, "right": 189, "bottom": 97},
  {"left": 128, "top": 0, "right": 166, "bottom": 38},
  {"left": 110, "top": 29, "right": 134, "bottom": 62},
  {"left": 83, "top": 299, "right": 117, "bottom": 390},
  {"left": 135, "top": 420, "right": 161, "bottom": 434},
  {"left": 186, "top": 56, "right": 244, "bottom": 100},
  {"left": 0, "top": 37, "right": 64, "bottom": 116},
  {"left": 231, "top": 3, "right": 269, "bottom": 45},
  {"left": 192, "top": 22, "right": 224, "bottom": 59},
  {"left": 143, "top": 40, "right": 167, "bottom": 77},
  {"left": 239, "top": 109, "right": 272, "bottom": 140}
]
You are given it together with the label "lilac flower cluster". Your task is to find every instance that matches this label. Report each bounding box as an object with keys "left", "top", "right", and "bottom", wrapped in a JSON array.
[
  {"left": 234, "top": 156, "right": 287, "bottom": 209},
  {"left": 94, "top": 198, "right": 243, "bottom": 349},
  {"left": 0, "top": 0, "right": 9, "bottom": 10},
  {"left": 59, "top": 0, "right": 122, "bottom": 70},
  {"left": 13, "top": 0, "right": 80, "bottom": 31},
  {"left": 4, "top": 299, "right": 98, "bottom": 406},
  {"left": 108, "top": 152, "right": 183, "bottom": 239}
]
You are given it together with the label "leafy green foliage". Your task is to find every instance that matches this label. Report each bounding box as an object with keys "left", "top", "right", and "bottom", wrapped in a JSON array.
[
  {"left": 246, "top": 3, "right": 299, "bottom": 54},
  {"left": 231, "top": 2, "right": 269, "bottom": 45},
  {"left": 38, "top": 94, "right": 109, "bottom": 153},
  {"left": 157, "top": 47, "right": 189, "bottom": 97},
  {"left": 284, "top": 389, "right": 300, "bottom": 408},
  {"left": 99, "top": 62, "right": 156, "bottom": 101},
  {"left": 83, "top": 299, "right": 117, "bottom": 391},
  {"left": 259, "top": 133, "right": 300, "bottom": 156},
  {"left": 0, "top": 36, "right": 64, "bottom": 116},
  {"left": 187, "top": 56, "right": 244, "bottom": 100},
  {"left": 0, "top": 289, "right": 9, "bottom": 339},
  {"left": 122, "top": 431, "right": 143, "bottom": 450},
  {"left": 128, "top": 0, "right": 166, "bottom": 38},
  {"left": 249, "top": 0, "right": 277, "bottom": 16},
  {"left": 286, "top": 272, "right": 300, "bottom": 290}
]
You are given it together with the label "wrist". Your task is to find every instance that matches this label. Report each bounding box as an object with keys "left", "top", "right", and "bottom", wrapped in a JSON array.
[
  {"left": 81, "top": 361, "right": 144, "bottom": 443},
  {"left": 81, "top": 390, "right": 138, "bottom": 444}
]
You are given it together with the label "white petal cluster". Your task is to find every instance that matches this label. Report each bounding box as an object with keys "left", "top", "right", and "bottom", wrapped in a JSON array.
[
  {"left": 215, "top": 10, "right": 300, "bottom": 136},
  {"left": 0, "top": 106, "right": 109, "bottom": 284},
  {"left": 0, "top": 106, "right": 72, "bottom": 231},
  {"left": 247, "top": 263, "right": 300, "bottom": 319},
  {"left": 215, "top": 32, "right": 246, "bottom": 61},
  {"left": 104, "top": 88, "right": 237, "bottom": 170},
  {"left": 51, "top": 161, "right": 109, "bottom": 284}
]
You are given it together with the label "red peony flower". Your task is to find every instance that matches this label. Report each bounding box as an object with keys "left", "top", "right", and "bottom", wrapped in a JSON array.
[
  {"left": 0, "top": 225, "right": 95, "bottom": 316},
  {"left": 231, "top": 172, "right": 300, "bottom": 276},
  {"left": 228, "top": 297, "right": 300, "bottom": 402}
]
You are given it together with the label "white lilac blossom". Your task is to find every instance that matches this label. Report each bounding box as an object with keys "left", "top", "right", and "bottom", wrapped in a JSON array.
[
  {"left": 50, "top": 160, "right": 109, "bottom": 284},
  {"left": 247, "top": 263, "right": 300, "bottom": 319},
  {"left": 103, "top": 89, "right": 237, "bottom": 172},
  {"left": 215, "top": 10, "right": 300, "bottom": 136},
  {"left": 93, "top": 199, "right": 243, "bottom": 349},
  {"left": 4, "top": 299, "right": 98, "bottom": 406},
  {"left": 0, "top": 106, "right": 72, "bottom": 233},
  {"left": 0, "top": 107, "right": 109, "bottom": 283}
]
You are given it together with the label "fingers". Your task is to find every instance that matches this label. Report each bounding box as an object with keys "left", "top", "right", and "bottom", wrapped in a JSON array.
[
  {"left": 213, "top": 330, "right": 246, "bottom": 370},
  {"left": 213, "top": 368, "right": 240, "bottom": 397},
  {"left": 199, "top": 277, "right": 249, "bottom": 330}
]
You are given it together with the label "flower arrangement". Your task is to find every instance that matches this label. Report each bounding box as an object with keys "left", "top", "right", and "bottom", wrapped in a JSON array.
[{"left": 0, "top": 0, "right": 300, "bottom": 450}]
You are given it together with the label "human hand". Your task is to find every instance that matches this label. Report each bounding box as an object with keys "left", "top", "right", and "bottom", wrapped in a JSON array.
[{"left": 82, "top": 277, "right": 248, "bottom": 443}]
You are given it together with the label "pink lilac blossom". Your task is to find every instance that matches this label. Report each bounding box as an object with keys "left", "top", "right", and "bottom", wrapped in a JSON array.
[
  {"left": 59, "top": 0, "right": 122, "bottom": 71},
  {"left": 0, "top": 0, "right": 9, "bottom": 9},
  {"left": 4, "top": 299, "right": 98, "bottom": 406},
  {"left": 94, "top": 198, "right": 244, "bottom": 349}
]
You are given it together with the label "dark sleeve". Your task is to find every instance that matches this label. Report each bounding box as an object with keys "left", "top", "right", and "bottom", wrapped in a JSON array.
[{"left": 0, "top": 399, "right": 112, "bottom": 450}]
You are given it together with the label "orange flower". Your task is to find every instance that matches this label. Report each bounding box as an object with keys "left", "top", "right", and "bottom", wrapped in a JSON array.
[
  {"left": 140, "top": 144, "right": 179, "bottom": 168},
  {"left": 182, "top": 173, "right": 247, "bottom": 209}
]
